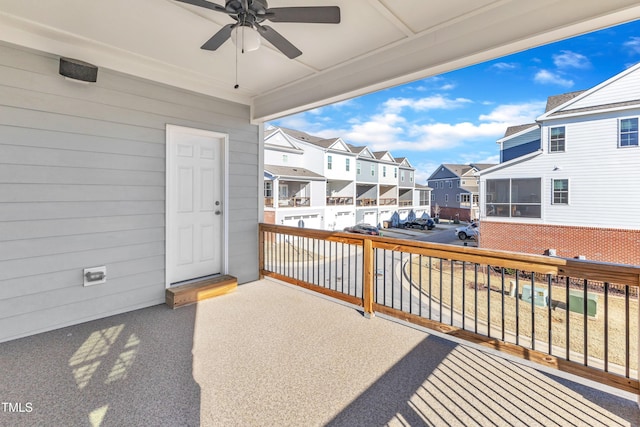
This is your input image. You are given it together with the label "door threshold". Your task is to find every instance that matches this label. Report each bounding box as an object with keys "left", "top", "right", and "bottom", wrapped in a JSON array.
[{"left": 170, "top": 274, "right": 223, "bottom": 287}]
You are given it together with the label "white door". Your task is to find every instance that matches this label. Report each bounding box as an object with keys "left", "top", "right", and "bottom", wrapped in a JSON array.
[{"left": 167, "top": 126, "right": 225, "bottom": 285}]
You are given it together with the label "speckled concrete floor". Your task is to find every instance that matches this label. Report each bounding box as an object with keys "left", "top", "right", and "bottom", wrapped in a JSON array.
[{"left": 1, "top": 279, "right": 638, "bottom": 426}]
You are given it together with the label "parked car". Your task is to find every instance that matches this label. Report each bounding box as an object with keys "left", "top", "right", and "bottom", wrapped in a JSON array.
[
  {"left": 344, "top": 223, "right": 381, "bottom": 236},
  {"left": 402, "top": 218, "right": 436, "bottom": 230},
  {"left": 455, "top": 222, "right": 479, "bottom": 240}
]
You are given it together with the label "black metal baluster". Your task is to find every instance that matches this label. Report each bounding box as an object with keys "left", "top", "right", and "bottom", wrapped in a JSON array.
[
  {"left": 565, "top": 276, "right": 570, "bottom": 361},
  {"left": 348, "top": 244, "right": 352, "bottom": 296},
  {"left": 409, "top": 253, "right": 413, "bottom": 314},
  {"left": 428, "top": 257, "right": 433, "bottom": 319},
  {"left": 462, "top": 262, "right": 466, "bottom": 330},
  {"left": 583, "top": 279, "right": 588, "bottom": 366},
  {"left": 474, "top": 263, "right": 478, "bottom": 334},
  {"left": 501, "top": 267, "right": 505, "bottom": 342},
  {"left": 450, "top": 260, "right": 454, "bottom": 326},
  {"left": 328, "top": 241, "right": 332, "bottom": 289},
  {"left": 487, "top": 265, "right": 491, "bottom": 338},
  {"left": 341, "top": 243, "right": 345, "bottom": 293},
  {"left": 392, "top": 251, "right": 396, "bottom": 309},
  {"left": 515, "top": 273, "right": 520, "bottom": 346},
  {"left": 383, "top": 249, "right": 387, "bottom": 305},
  {"left": 604, "top": 282, "right": 609, "bottom": 372},
  {"left": 547, "top": 274, "right": 552, "bottom": 356},
  {"left": 439, "top": 258, "right": 443, "bottom": 323},
  {"left": 531, "top": 274, "right": 535, "bottom": 351},
  {"left": 400, "top": 251, "right": 404, "bottom": 311},
  {"left": 419, "top": 255, "right": 423, "bottom": 317},
  {"left": 625, "top": 285, "right": 630, "bottom": 378}
]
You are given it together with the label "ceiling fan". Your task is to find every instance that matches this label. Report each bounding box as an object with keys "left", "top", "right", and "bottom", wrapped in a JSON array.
[{"left": 175, "top": 0, "right": 341, "bottom": 59}]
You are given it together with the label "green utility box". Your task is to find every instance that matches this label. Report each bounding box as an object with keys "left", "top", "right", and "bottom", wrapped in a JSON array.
[
  {"left": 521, "top": 285, "right": 548, "bottom": 307},
  {"left": 568, "top": 290, "right": 598, "bottom": 317}
]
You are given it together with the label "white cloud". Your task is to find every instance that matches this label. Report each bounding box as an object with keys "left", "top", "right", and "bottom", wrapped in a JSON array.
[
  {"left": 553, "top": 50, "right": 591, "bottom": 69},
  {"left": 479, "top": 101, "right": 546, "bottom": 123},
  {"left": 492, "top": 62, "right": 518, "bottom": 70},
  {"left": 534, "top": 69, "right": 574, "bottom": 88},
  {"left": 624, "top": 37, "right": 640, "bottom": 55},
  {"left": 383, "top": 95, "right": 471, "bottom": 113}
]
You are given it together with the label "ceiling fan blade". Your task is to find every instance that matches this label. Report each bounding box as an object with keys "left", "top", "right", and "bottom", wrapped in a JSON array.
[
  {"left": 201, "top": 24, "right": 235, "bottom": 50},
  {"left": 174, "top": 0, "right": 228, "bottom": 13},
  {"left": 258, "top": 25, "right": 302, "bottom": 59},
  {"left": 266, "top": 6, "right": 340, "bottom": 23}
]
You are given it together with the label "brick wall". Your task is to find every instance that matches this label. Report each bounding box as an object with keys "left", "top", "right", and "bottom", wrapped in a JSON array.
[
  {"left": 481, "top": 222, "right": 640, "bottom": 266},
  {"left": 264, "top": 211, "right": 275, "bottom": 224}
]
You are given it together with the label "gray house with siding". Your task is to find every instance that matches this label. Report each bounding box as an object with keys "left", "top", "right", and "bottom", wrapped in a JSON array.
[
  {"left": 428, "top": 163, "right": 495, "bottom": 221},
  {"left": 0, "top": 43, "right": 260, "bottom": 343}
]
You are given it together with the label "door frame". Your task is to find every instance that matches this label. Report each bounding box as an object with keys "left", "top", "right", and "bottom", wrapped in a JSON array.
[{"left": 165, "top": 124, "right": 229, "bottom": 288}]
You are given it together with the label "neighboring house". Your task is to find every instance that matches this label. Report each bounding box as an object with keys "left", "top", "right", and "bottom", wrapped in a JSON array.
[
  {"left": 350, "top": 145, "right": 380, "bottom": 226},
  {"left": 427, "top": 163, "right": 495, "bottom": 221},
  {"left": 264, "top": 127, "right": 431, "bottom": 230},
  {"left": 478, "top": 64, "right": 640, "bottom": 265},
  {"left": 373, "top": 151, "right": 400, "bottom": 223}
]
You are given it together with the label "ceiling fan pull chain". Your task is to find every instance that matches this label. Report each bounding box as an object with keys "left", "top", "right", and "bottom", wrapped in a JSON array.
[{"left": 234, "top": 33, "right": 239, "bottom": 89}]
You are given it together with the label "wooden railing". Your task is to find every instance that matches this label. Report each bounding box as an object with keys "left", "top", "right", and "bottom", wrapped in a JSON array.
[
  {"left": 326, "top": 196, "right": 354, "bottom": 206},
  {"left": 277, "top": 197, "right": 310, "bottom": 207},
  {"left": 399, "top": 200, "right": 412, "bottom": 207},
  {"left": 356, "top": 198, "right": 377, "bottom": 206},
  {"left": 379, "top": 198, "right": 397, "bottom": 205},
  {"left": 258, "top": 223, "right": 640, "bottom": 395}
]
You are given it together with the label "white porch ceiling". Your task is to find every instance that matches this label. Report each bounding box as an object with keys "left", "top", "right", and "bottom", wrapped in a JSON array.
[{"left": 1, "top": 0, "right": 639, "bottom": 122}]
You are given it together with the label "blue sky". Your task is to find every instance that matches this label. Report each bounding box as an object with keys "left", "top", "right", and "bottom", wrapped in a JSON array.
[{"left": 269, "top": 19, "right": 640, "bottom": 184}]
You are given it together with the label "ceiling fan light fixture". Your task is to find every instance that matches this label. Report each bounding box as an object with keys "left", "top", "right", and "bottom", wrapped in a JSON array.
[{"left": 231, "top": 25, "right": 261, "bottom": 52}]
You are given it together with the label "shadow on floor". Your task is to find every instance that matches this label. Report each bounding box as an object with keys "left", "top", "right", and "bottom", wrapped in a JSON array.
[{"left": 0, "top": 304, "right": 200, "bottom": 427}]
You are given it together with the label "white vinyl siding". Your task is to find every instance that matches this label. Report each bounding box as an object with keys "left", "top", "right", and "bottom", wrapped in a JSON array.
[{"left": 0, "top": 43, "right": 259, "bottom": 343}]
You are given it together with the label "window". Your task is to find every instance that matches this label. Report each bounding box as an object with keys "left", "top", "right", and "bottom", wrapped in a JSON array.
[
  {"left": 401, "top": 171, "right": 405, "bottom": 182},
  {"left": 264, "top": 181, "right": 272, "bottom": 197},
  {"left": 327, "top": 155, "right": 332, "bottom": 170},
  {"left": 346, "top": 158, "right": 350, "bottom": 172},
  {"left": 460, "top": 194, "right": 470, "bottom": 203},
  {"left": 420, "top": 191, "right": 429, "bottom": 205},
  {"left": 278, "top": 184, "right": 288, "bottom": 199},
  {"left": 552, "top": 179, "right": 569, "bottom": 204},
  {"left": 457, "top": 180, "right": 461, "bottom": 187},
  {"left": 550, "top": 126, "right": 565, "bottom": 152},
  {"left": 383, "top": 166, "right": 387, "bottom": 177},
  {"left": 486, "top": 178, "right": 541, "bottom": 218},
  {"left": 448, "top": 181, "right": 452, "bottom": 188},
  {"left": 431, "top": 193, "right": 435, "bottom": 201},
  {"left": 456, "top": 194, "right": 460, "bottom": 202},
  {"left": 444, "top": 194, "right": 449, "bottom": 202},
  {"left": 282, "top": 154, "right": 288, "bottom": 163},
  {"left": 357, "top": 161, "right": 361, "bottom": 175},
  {"left": 394, "top": 168, "right": 397, "bottom": 178},
  {"left": 371, "top": 165, "right": 375, "bottom": 176},
  {"left": 410, "top": 172, "right": 413, "bottom": 183},
  {"left": 619, "top": 118, "right": 639, "bottom": 147}
]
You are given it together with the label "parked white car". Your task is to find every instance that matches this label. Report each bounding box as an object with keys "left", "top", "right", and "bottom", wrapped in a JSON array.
[{"left": 455, "top": 222, "right": 479, "bottom": 240}]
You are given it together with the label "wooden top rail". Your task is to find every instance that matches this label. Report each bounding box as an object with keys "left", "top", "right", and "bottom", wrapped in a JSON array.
[{"left": 259, "top": 223, "right": 640, "bottom": 287}]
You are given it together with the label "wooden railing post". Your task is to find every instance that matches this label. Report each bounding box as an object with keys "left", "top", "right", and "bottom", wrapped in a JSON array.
[
  {"left": 363, "top": 237, "right": 375, "bottom": 318},
  {"left": 258, "top": 224, "right": 264, "bottom": 279}
]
